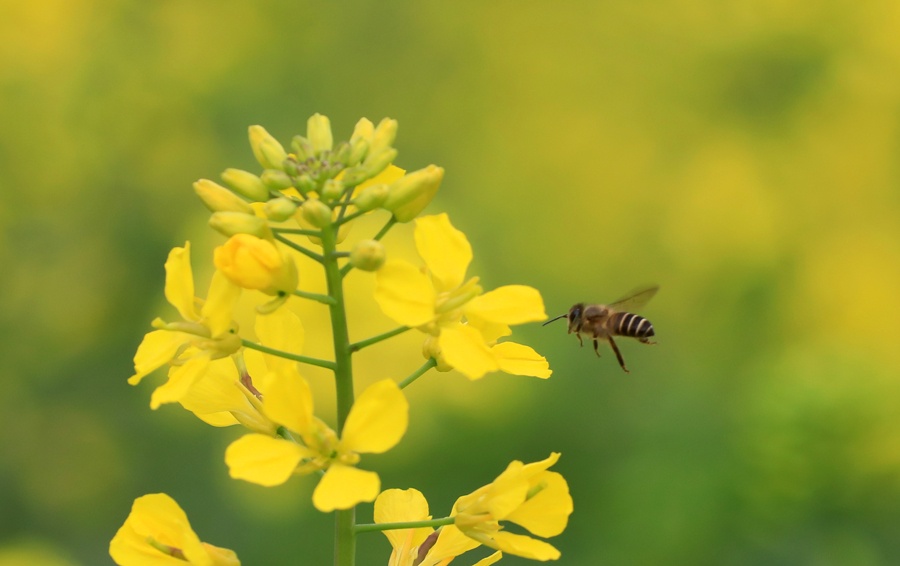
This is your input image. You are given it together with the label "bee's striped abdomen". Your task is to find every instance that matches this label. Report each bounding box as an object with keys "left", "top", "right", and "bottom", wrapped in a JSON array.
[{"left": 611, "top": 312, "right": 655, "bottom": 339}]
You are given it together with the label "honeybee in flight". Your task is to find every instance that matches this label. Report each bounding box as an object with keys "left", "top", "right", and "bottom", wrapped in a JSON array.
[{"left": 543, "top": 285, "right": 659, "bottom": 373}]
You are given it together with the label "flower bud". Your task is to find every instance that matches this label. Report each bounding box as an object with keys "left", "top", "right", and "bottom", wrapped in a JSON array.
[
  {"left": 249, "top": 125, "right": 288, "bottom": 171},
  {"left": 221, "top": 168, "right": 269, "bottom": 202},
  {"left": 291, "top": 136, "right": 314, "bottom": 162},
  {"left": 383, "top": 165, "right": 444, "bottom": 222},
  {"left": 209, "top": 211, "right": 271, "bottom": 238},
  {"left": 307, "top": 113, "right": 333, "bottom": 154},
  {"left": 321, "top": 179, "right": 345, "bottom": 201},
  {"left": 264, "top": 197, "right": 297, "bottom": 222},
  {"left": 349, "top": 240, "right": 386, "bottom": 272},
  {"left": 361, "top": 148, "right": 398, "bottom": 180},
  {"left": 283, "top": 156, "right": 302, "bottom": 177},
  {"left": 193, "top": 179, "right": 253, "bottom": 214},
  {"left": 354, "top": 183, "right": 389, "bottom": 212},
  {"left": 295, "top": 173, "right": 317, "bottom": 196},
  {"left": 213, "top": 234, "right": 298, "bottom": 296},
  {"left": 368, "top": 118, "right": 398, "bottom": 158},
  {"left": 333, "top": 141, "right": 352, "bottom": 165},
  {"left": 300, "top": 199, "right": 333, "bottom": 228},
  {"left": 260, "top": 169, "right": 294, "bottom": 191},
  {"left": 351, "top": 117, "right": 375, "bottom": 145}
]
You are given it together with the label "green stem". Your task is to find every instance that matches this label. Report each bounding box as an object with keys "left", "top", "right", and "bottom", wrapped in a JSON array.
[
  {"left": 399, "top": 358, "right": 437, "bottom": 389},
  {"left": 349, "top": 326, "right": 411, "bottom": 352},
  {"left": 335, "top": 208, "right": 366, "bottom": 226},
  {"left": 241, "top": 340, "right": 336, "bottom": 371},
  {"left": 273, "top": 227, "right": 322, "bottom": 237},
  {"left": 340, "top": 216, "right": 398, "bottom": 278},
  {"left": 322, "top": 223, "right": 356, "bottom": 566},
  {"left": 292, "top": 289, "right": 337, "bottom": 305},
  {"left": 354, "top": 516, "right": 455, "bottom": 534},
  {"left": 274, "top": 233, "right": 325, "bottom": 263}
]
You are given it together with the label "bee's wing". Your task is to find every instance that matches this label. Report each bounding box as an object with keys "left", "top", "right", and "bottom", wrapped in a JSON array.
[{"left": 607, "top": 285, "right": 659, "bottom": 312}]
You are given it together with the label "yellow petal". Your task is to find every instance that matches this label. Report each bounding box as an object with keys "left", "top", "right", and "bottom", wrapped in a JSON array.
[
  {"left": 150, "top": 356, "right": 209, "bottom": 410},
  {"left": 471, "top": 551, "right": 503, "bottom": 566},
  {"left": 202, "top": 542, "right": 241, "bottom": 566},
  {"left": 489, "top": 531, "right": 560, "bottom": 561},
  {"left": 492, "top": 342, "right": 552, "bottom": 378},
  {"left": 374, "top": 488, "right": 432, "bottom": 552},
  {"left": 340, "top": 379, "right": 408, "bottom": 454},
  {"left": 439, "top": 325, "right": 499, "bottom": 380},
  {"left": 261, "top": 367, "right": 316, "bottom": 435},
  {"left": 225, "top": 434, "right": 309, "bottom": 487},
  {"left": 505, "top": 471, "right": 572, "bottom": 538},
  {"left": 465, "top": 285, "right": 546, "bottom": 325},
  {"left": 375, "top": 260, "right": 436, "bottom": 327},
  {"left": 128, "top": 329, "right": 188, "bottom": 385},
  {"left": 420, "top": 525, "right": 481, "bottom": 566},
  {"left": 312, "top": 464, "right": 380, "bottom": 512},
  {"left": 414, "top": 214, "right": 471, "bottom": 290},
  {"left": 164, "top": 243, "right": 199, "bottom": 322},
  {"left": 254, "top": 308, "right": 305, "bottom": 373},
  {"left": 202, "top": 271, "right": 241, "bottom": 337},
  {"left": 109, "top": 493, "right": 210, "bottom": 565}
]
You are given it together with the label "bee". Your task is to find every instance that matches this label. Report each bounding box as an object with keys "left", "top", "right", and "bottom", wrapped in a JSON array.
[{"left": 543, "top": 285, "right": 659, "bottom": 373}]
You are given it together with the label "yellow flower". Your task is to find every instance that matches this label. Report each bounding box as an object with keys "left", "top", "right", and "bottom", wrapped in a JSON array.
[
  {"left": 225, "top": 374, "right": 408, "bottom": 512},
  {"left": 452, "top": 453, "right": 572, "bottom": 561},
  {"left": 375, "top": 488, "right": 483, "bottom": 566},
  {"left": 128, "top": 242, "right": 241, "bottom": 409},
  {"left": 213, "top": 234, "right": 298, "bottom": 296},
  {"left": 375, "top": 214, "right": 551, "bottom": 380},
  {"left": 109, "top": 493, "right": 239, "bottom": 565}
]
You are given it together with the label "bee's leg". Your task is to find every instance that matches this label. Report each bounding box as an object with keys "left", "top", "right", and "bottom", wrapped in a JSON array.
[
  {"left": 592, "top": 339, "right": 602, "bottom": 357},
  {"left": 607, "top": 336, "right": 629, "bottom": 373},
  {"left": 576, "top": 333, "right": 584, "bottom": 347}
]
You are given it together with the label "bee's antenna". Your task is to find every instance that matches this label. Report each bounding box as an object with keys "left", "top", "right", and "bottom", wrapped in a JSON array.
[{"left": 542, "top": 313, "right": 569, "bottom": 326}]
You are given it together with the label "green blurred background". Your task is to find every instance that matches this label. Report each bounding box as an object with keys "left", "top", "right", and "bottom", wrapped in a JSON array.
[{"left": 3, "top": 1, "right": 900, "bottom": 564}]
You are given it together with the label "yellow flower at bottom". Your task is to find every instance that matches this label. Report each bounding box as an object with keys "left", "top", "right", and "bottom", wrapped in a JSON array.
[
  {"left": 452, "top": 453, "right": 573, "bottom": 561},
  {"left": 109, "top": 493, "right": 239, "bottom": 565}
]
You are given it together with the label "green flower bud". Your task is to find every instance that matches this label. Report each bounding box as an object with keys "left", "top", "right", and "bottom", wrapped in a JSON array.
[
  {"left": 333, "top": 141, "right": 352, "bottom": 165},
  {"left": 383, "top": 165, "right": 444, "bottom": 222},
  {"left": 291, "top": 136, "right": 314, "bottom": 162},
  {"left": 221, "top": 168, "right": 269, "bottom": 202},
  {"left": 300, "top": 199, "right": 333, "bottom": 228},
  {"left": 307, "top": 113, "right": 333, "bottom": 154},
  {"left": 339, "top": 166, "right": 369, "bottom": 188},
  {"left": 368, "top": 118, "right": 398, "bottom": 158},
  {"left": 349, "top": 239, "right": 386, "bottom": 272},
  {"left": 283, "top": 156, "right": 302, "bottom": 177},
  {"left": 264, "top": 197, "right": 298, "bottom": 222},
  {"left": 351, "top": 117, "right": 375, "bottom": 144},
  {"left": 248, "top": 125, "right": 288, "bottom": 171},
  {"left": 347, "top": 137, "right": 368, "bottom": 167},
  {"left": 295, "top": 173, "right": 317, "bottom": 196},
  {"left": 321, "top": 179, "right": 345, "bottom": 201},
  {"left": 354, "top": 183, "right": 389, "bottom": 212},
  {"left": 209, "top": 211, "right": 272, "bottom": 238},
  {"left": 193, "top": 179, "right": 253, "bottom": 214},
  {"left": 261, "top": 169, "right": 294, "bottom": 191},
  {"left": 361, "top": 148, "right": 398, "bottom": 180}
]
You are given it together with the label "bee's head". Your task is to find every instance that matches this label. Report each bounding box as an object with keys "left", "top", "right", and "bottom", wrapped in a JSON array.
[{"left": 542, "top": 303, "right": 585, "bottom": 332}]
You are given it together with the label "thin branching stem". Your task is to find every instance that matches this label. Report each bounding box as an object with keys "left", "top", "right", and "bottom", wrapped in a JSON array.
[
  {"left": 241, "top": 340, "right": 336, "bottom": 371},
  {"left": 350, "top": 326, "right": 411, "bottom": 352},
  {"left": 399, "top": 358, "right": 437, "bottom": 389},
  {"left": 274, "top": 233, "right": 325, "bottom": 263},
  {"left": 354, "top": 516, "right": 455, "bottom": 534}
]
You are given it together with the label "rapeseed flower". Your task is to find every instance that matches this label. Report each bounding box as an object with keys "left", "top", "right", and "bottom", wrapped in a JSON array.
[
  {"left": 375, "top": 214, "right": 550, "bottom": 379},
  {"left": 375, "top": 488, "right": 502, "bottom": 566},
  {"left": 128, "top": 242, "right": 241, "bottom": 409},
  {"left": 452, "top": 453, "right": 572, "bottom": 561},
  {"left": 109, "top": 493, "right": 239, "bottom": 565},
  {"left": 225, "top": 374, "right": 408, "bottom": 512}
]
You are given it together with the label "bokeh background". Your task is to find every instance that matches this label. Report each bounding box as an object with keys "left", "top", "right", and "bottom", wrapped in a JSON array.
[{"left": 3, "top": 1, "right": 900, "bottom": 564}]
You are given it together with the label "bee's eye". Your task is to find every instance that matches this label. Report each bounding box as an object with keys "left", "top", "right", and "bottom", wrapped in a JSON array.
[{"left": 570, "top": 307, "right": 581, "bottom": 320}]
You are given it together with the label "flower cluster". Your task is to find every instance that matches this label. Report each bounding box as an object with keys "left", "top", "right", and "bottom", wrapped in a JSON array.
[{"left": 114, "top": 115, "right": 571, "bottom": 565}]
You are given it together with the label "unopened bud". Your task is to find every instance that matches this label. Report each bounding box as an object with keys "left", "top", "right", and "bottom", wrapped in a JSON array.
[
  {"left": 261, "top": 169, "right": 294, "bottom": 191},
  {"left": 368, "top": 118, "right": 398, "bottom": 158},
  {"left": 321, "top": 179, "right": 345, "bottom": 201},
  {"left": 249, "top": 126, "right": 288, "bottom": 171},
  {"left": 354, "top": 183, "right": 389, "bottom": 212},
  {"left": 349, "top": 240, "right": 386, "bottom": 271},
  {"left": 193, "top": 179, "right": 253, "bottom": 214},
  {"left": 263, "top": 197, "right": 297, "bottom": 222},
  {"left": 291, "top": 136, "right": 314, "bottom": 162},
  {"left": 209, "top": 211, "right": 271, "bottom": 238},
  {"left": 221, "top": 168, "right": 269, "bottom": 202},
  {"left": 307, "top": 113, "right": 333, "bottom": 154},
  {"left": 283, "top": 156, "right": 302, "bottom": 177},
  {"left": 300, "top": 199, "right": 333, "bottom": 228},
  {"left": 214, "top": 234, "right": 298, "bottom": 296},
  {"left": 361, "top": 148, "right": 398, "bottom": 181},
  {"left": 295, "top": 174, "right": 317, "bottom": 196},
  {"left": 383, "top": 165, "right": 444, "bottom": 222},
  {"left": 333, "top": 141, "right": 352, "bottom": 165}
]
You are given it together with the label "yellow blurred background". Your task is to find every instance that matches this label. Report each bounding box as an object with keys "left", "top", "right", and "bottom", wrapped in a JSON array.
[{"left": 2, "top": 1, "right": 900, "bottom": 564}]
